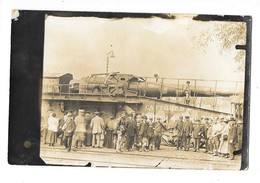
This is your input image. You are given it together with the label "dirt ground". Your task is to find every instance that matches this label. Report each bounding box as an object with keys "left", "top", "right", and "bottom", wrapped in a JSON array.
[{"left": 40, "top": 142, "right": 241, "bottom": 170}]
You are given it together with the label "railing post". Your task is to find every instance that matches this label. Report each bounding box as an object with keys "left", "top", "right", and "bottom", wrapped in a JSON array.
[
  {"left": 176, "top": 79, "right": 180, "bottom": 103},
  {"left": 160, "top": 78, "right": 164, "bottom": 99}
]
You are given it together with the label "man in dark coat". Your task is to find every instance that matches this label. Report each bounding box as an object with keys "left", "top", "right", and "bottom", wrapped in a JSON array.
[
  {"left": 125, "top": 112, "right": 137, "bottom": 151},
  {"left": 228, "top": 118, "right": 238, "bottom": 160},
  {"left": 85, "top": 111, "right": 93, "bottom": 146},
  {"left": 139, "top": 115, "right": 149, "bottom": 152},
  {"left": 192, "top": 119, "right": 204, "bottom": 152},
  {"left": 62, "top": 112, "right": 76, "bottom": 152},
  {"left": 153, "top": 117, "right": 167, "bottom": 150},
  {"left": 182, "top": 116, "right": 193, "bottom": 151},
  {"left": 202, "top": 118, "right": 210, "bottom": 153},
  {"left": 174, "top": 116, "right": 184, "bottom": 150}
]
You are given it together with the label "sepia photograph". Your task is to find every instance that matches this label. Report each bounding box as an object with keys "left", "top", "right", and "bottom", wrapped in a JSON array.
[{"left": 40, "top": 12, "right": 249, "bottom": 169}]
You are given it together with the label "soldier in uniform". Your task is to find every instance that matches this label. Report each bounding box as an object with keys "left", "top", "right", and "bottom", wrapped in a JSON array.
[
  {"left": 181, "top": 116, "right": 193, "bottom": 151},
  {"left": 174, "top": 115, "right": 184, "bottom": 150}
]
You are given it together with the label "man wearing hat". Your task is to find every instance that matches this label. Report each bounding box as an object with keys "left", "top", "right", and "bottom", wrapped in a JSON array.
[
  {"left": 192, "top": 119, "right": 204, "bottom": 152},
  {"left": 85, "top": 111, "right": 93, "bottom": 147},
  {"left": 153, "top": 117, "right": 166, "bottom": 150},
  {"left": 73, "top": 109, "right": 87, "bottom": 149},
  {"left": 228, "top": 118, "right": 238, "bottom": 160},
  {"left": 125, "top": 112, "right": 137, "bottom": 151},
  {"left": 62, "top": 111, "right": 76, "bottom": 152},
  {"left": 181, "top": 115, "right": 193, "bottom": 151},
  {"left": 174, "top": 116, "right": 184, "bottom": 150},
  {"left": 90, "top": 111, "right": 105, "bottom": 148}
]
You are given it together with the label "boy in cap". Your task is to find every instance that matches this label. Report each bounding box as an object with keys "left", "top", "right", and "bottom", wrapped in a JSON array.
[{"left": 115, "top": 111, "right": 128, "bottom": 152}]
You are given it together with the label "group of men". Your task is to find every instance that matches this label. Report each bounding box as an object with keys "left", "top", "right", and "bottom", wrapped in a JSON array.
[
  {"left": 173, "top": 115, "right": 241, "bottom": 160},
  {"left": 42, "top": 109, "right": 241, "bottom": 160}
]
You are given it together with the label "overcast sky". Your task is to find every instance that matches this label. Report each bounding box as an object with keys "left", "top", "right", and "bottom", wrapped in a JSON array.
[{"left": 43, "top": 15, "right": 245, "bottom": 81}]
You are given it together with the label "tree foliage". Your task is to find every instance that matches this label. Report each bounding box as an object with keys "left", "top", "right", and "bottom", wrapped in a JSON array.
[{"left": 193, "top": 22, "right": 246, "bottom": 71}]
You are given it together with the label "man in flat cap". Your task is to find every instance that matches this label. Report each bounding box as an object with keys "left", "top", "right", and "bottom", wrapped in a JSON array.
[
  {"left": 181, "top": 115, "right": 193, "bottom": 151},
  {"left": 174, "top": 115, "right": 184, "bottom": 150},
  {"left": 90, "top": 111, "right": 105, "bottom": 148},
  {"left": 192, "top": 119, "right": 204, "bottom": 152}
]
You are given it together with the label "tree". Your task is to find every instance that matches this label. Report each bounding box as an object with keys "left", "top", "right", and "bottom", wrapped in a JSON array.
[{"left": 192, "top": 22, "right": 246, "bottom": 71}]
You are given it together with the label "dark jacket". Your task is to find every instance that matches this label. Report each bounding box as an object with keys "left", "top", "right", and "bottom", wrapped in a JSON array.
[
  {"left": 62, "top": 117, "right": 76, "bottom": 136},
  {"left": 192, "top": 124, "right": 204, "bottom": 139},
  {"left": 228, "top": 125, "right": 238, "bottom": 144},
  {"left": 147, "top": 123, "right": 155, "bottom": 137},
  {"left": 139, "top": 121, "right": 149, "bottom": 138},
  {"left": 182, "top": 120, "right": 193, "bottom": 137},
  {"left": 116, "top": 117, "right": 127, "bottom": 134},
  {"left": 126, "top": 117, "right": 137, "bottom": 137},
  {"left": 174, "top": 119, "right": 184, "bottom": 137}
]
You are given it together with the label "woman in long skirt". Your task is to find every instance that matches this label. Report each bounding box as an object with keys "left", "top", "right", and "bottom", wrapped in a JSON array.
[
  {"left": 47, "top": 113, "right": 59, "bottom": 146},
  {"left": 218, "top": 121, "right": 230, "bottom": 157},
  {"left": 104, "top": 115, "right": 117, "bottom": 148}
]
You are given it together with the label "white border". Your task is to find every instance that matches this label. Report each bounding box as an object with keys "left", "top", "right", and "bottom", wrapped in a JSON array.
[{"left": 1, "top": 0, "right": 260, "bottom": 183}]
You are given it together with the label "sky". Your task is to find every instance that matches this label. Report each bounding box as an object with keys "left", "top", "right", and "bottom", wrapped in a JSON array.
[{"left": 43, "top": 14, "right": 246, "bottom": 82}]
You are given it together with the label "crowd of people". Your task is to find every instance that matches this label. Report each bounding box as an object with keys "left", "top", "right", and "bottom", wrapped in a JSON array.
[{"left": 41, "top": 109, "right": 242, "bottom": 160}]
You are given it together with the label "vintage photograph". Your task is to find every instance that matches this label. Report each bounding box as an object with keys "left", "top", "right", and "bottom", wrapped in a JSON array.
[{"left": 40, "top": 12, "right": 248, "bottom": 169}]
